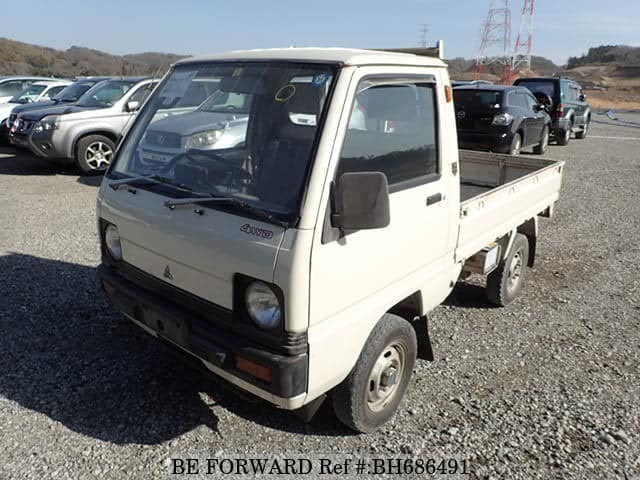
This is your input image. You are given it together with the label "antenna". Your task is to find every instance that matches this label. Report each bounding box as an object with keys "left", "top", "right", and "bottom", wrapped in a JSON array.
[{"left": 475, "top": 0, "right": 512, "bottom": 80}]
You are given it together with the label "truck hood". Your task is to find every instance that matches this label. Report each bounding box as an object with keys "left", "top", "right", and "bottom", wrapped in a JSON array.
[
  {"left": 20, "top": 104, "right": 100, "bottom": 122},
  {"left": 149, "top": 111, "right": 248, "bottom": 137},
  {"left": 98, "top": 186, "right": 283, "bottom": 310}
]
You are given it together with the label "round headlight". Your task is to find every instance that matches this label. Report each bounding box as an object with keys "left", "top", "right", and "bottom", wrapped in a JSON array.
[
  {"left": 245, "top": 281, "right": 282, "bottom": 330},
  {"left": 104, "top": 224, "right": 123, "bottom": 261}
]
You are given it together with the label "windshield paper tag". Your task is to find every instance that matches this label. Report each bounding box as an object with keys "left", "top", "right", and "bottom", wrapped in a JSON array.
[{"left": 312, "top": 73, "right": 330, "bottom": 87}]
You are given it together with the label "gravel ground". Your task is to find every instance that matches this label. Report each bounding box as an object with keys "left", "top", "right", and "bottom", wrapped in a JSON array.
[{"left": 0, "top": 113, "right": 639, "bottom": 479}]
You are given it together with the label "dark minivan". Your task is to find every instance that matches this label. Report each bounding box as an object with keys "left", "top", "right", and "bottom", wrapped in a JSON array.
[
  {"left": 514, "top": 76, "right": 591, "bottom": 145},
  {"left": 453, "top": 85, "right": 551, "bottom": 156}
]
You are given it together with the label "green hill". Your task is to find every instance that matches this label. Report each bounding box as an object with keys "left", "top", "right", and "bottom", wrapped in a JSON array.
[{"left": 0, "top": 37, "right": 187, "bottom": 77}]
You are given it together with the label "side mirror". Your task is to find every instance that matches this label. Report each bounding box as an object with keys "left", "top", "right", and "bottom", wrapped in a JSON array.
[
  {"left": 125, "top": 101, "right": 140, "bottom": 112},
  {"left": 579, "top": 94, "right": 587, "bottom": 102},
  {"left": 533, "top": 103, "right": 544, "bottom": 112},
  {"left": 331, "top": 172, "right": 390, "bottom": 231}
]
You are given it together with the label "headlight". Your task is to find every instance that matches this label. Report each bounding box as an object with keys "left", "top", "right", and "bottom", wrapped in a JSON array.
[
  {"left": 104, "top": 224, "right": 123, "bottom": 261},
  {"left": 186, "top": 129, "right": 223, "bottom": 149},
  {"left": 33, "top": 115, "right": 60, "bottom": 134},
  {"left": 492, "top": 113, "right": 514, "bottom": 126},
  {"left": 245, "top": 281, "right": 282, "bottom": 330}
]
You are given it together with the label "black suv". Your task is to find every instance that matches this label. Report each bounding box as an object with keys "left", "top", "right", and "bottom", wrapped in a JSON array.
[
  {"left": 453, "top": 85, "right": 551, "bottom": 155},
  {"left": 514, "top": 76, "right": 591, "bottom": 145}
]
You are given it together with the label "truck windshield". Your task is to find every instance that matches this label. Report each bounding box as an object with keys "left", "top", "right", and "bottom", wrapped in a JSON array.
[
  {"left": 76, "top": 80, "right": 136, "bottom": 108},
  {"left": 111, "top": 62, "right": 336, "bottom": 224},
  {"left": 454, "top": 90, "right": 503, "bottom": 110},
  {"left": 10, "top": 84, "right": 46, "bottom": 104}
]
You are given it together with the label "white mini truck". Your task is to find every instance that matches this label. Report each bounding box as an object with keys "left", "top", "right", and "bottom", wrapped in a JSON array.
[{"left": 97, "top": 44, "right": 564, "bottom": 432}]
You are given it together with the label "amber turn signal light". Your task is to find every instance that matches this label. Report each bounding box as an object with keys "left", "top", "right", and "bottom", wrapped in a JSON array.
[{"left": 235, "top": 355, "right": 273, "bottom": 383}]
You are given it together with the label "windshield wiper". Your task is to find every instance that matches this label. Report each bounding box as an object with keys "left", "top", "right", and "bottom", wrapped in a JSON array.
[
  {"left": 109, "top": 175, "right": 192, "bottom": 193},
  {"left": 164, "top": 194, "right": 287, "bottom": 227}
]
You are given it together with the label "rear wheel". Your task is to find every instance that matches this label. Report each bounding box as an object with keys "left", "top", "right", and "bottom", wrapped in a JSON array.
[
  {"left": 76, "top": 134, "right": 115, "bottom": 174},
  {"left": 509, "top": 133, "right": 522, "bottom": 156},
  {"left": 557, "top": 121, "right": 573, "bottom": 146},
  {"left": 575, "top": 119, "right": 590, "bottom": 139},
  {"left": 332, "top": 314, "right": 417, "bottom": 433},
  {"left": 533, "top": 126, "right": 550, "bottom": 154},
  {"left": 486, "top": 233, "right": 529, "bottom": 307}
]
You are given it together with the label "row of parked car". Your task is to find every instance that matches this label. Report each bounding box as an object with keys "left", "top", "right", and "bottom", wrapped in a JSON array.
[
  {"left": 0, "top": 75, "right": 158, "bottom": 173},
  {"left": 1, "top": 73, "right": 591, "bottom": 175},
  {"left": 452, "top": 76, "right": 592, "bottom": 155}
]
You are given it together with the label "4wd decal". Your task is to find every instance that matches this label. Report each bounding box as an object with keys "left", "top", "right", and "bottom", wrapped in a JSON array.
[{"left": 240, "top": 224, "right": 274, "bottom": 239}]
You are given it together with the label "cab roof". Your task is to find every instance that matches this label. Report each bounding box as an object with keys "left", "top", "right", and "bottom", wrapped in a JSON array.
[{"left": 176, "top": 48, "right": 447, "bottom": 68}]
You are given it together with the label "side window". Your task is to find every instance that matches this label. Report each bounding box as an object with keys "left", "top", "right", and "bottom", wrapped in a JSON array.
[
  {"left": 524, "top": 94, "right": 539, "bottom": 111},
  {"left": 128, "top": 83, "right": 155, "bottom": 104},
  {"left": 512, "top": 92, "right": 529, "bottom": 110},
  {"left": 337, "top": 80, "right": 439, "bottom": 190},
  {"left": 0, "top": 80, "right": 26, "bottom": 97},
  {"left": 43, "top": 85, "right": 65, "bottom": 99}
]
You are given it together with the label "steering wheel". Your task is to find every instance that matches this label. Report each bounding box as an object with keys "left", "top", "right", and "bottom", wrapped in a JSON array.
[{"left": 163, "top": 150, "right": 252, "bottom": 184}]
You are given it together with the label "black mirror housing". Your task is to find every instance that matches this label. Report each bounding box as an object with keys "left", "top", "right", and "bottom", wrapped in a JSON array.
[{"left": 331, "top": 172, "right": 390, "bottom": 231}]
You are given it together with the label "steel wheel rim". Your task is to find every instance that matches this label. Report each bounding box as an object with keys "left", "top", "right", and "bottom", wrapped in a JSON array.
[
  {"left": 565, "top": 127, "right": 571, "bottom": 142},
  {"left": 507, "top": 249, "right": 524, "bottom": 293},
  {"left": 85, "top": 141, "right": 113, "bottom": 170},
  {"left": 367, "top": 341, "right": 407, "bottom": 412}
]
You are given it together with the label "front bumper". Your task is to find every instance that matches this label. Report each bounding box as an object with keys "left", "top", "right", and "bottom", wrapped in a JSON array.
[
  {"left": 458, "top": 130, "right": 514, "bottom": 154},
  {"left": 97, "top": 264, "right": 308, "bottom": 409}
]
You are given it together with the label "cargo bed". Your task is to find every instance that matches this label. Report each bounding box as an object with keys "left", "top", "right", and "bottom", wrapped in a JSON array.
[{"left": 456, "top": 150, "right": 565, "bottom": 261}]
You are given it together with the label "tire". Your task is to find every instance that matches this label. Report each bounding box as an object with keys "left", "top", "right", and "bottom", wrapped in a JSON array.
[
  {"left": 486, "top": 233, "right": 529, "bottom": 307},
  {"left": 533, "top": 126, "right": 550, "bottom": 154},
  {"left": 332, "top": 314, "right": 417, "bottom": 433},
  {"left": 509, "top": 133, "right": 522, "bottom": 156},
  {"left": 575, "top": 119, "right": 590, "bottom": 139},
  {"left": 556, "top": 121, "right": 573, "bottom": 146},
  {"left": 76, "top": 134, "right": 115, "bottom": 174}
]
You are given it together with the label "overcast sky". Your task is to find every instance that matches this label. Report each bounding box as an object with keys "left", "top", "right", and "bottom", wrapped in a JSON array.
[{"left": 3, "top": 0, "right": 639, "bottom": 65}]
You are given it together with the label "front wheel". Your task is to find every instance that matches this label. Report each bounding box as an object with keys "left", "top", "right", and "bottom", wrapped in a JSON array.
[
  {"left": 76, "top": 134, "right": 115, "bottom": 174},
  {"left": 509, "top": 133, "right": 522, "bottom": 156},
  {"left": 575, "top": 119, "right": 590, "bottom": 139},
  {"left": 533, "top": 126, "right": 550, "bottom": 154},
  {"left": 486, "top": 233, "right": 529, "bottom": 307},
  {"left": 332, "top": 314, "right": 417, "bottom": 433}
]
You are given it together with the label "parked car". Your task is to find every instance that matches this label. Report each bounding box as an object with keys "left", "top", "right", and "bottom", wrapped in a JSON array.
[
  {"left": 0, "top": 80, "right": 71, "bottom": 141},
  {"left": 9, "top": 77, "right": 158, "bottom": 173},
  {"left": 453, "top": 84, "right": 551, "bottom": 155},
  {"left": 5, "top": 77, "right": 112, "bottom": 133},
  {"left": 0, "top": 76, "right": 58, "bottom": 103},
  {"left": 514, "top": 76, "right": 591, "bottom": 145},
  {"left": 96, "top": 44, "right": 565, "bottom": 432},
  {"left": 452, "top": 80, "right": 493, "bottom": 87}
]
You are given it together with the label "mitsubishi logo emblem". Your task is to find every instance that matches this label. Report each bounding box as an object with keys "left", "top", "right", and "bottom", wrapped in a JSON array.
[{"left": 163, "top": 265, "right": 173, "bottom": 280}]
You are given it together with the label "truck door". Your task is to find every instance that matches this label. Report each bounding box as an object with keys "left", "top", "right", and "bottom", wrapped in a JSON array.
[{"left": 309, "top": 69, "right": 457, "bottom": 332}]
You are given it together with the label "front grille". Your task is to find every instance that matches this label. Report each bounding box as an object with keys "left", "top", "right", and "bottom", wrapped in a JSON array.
[
  {"left": 15, "top": 118, "right": 34, "bottom": 134},
  {"left": 146, "top": 130, "right": 182, "bottom": 148}
]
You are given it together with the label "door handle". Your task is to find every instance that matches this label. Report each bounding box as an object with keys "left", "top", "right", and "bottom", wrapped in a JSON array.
[{"left": 426, "top": 193, "right": 443, "bottom": 206}]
